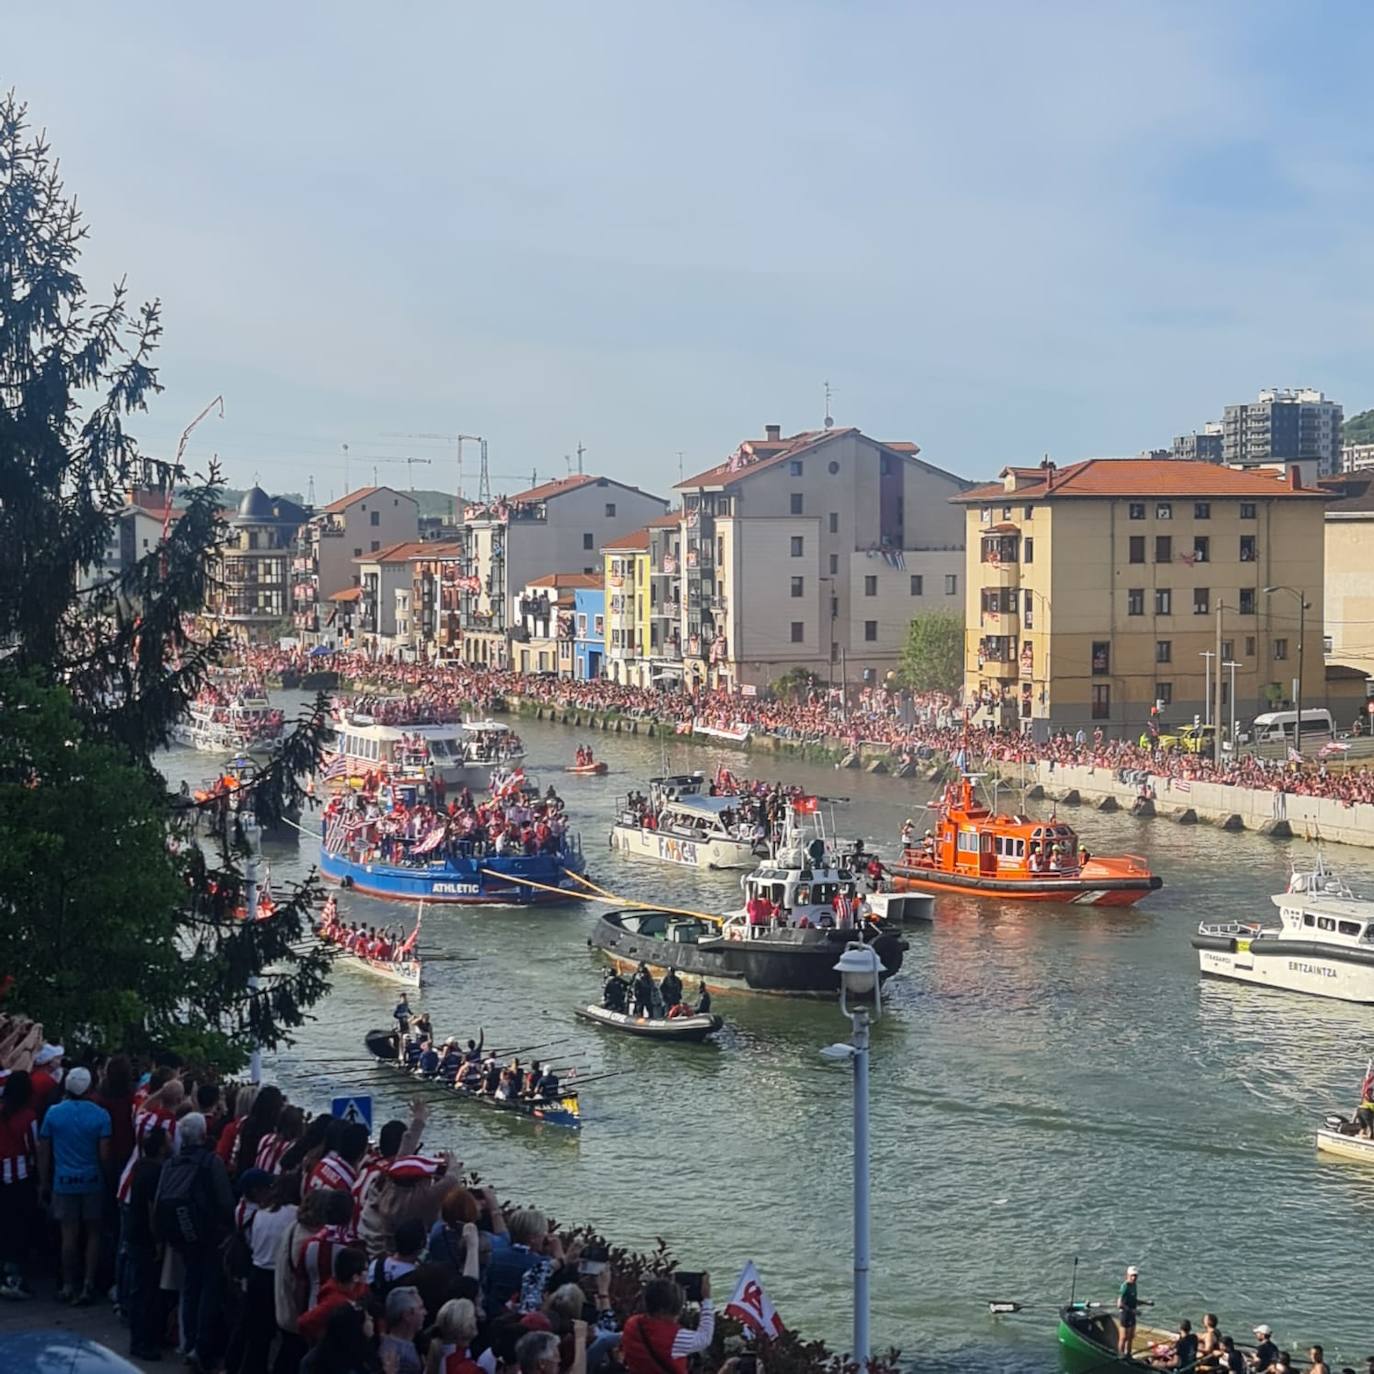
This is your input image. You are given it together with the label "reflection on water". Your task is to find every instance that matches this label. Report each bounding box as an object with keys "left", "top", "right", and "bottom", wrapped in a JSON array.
[{"left": 160, "top": 697, "right": 1374, "bottom": 1370}]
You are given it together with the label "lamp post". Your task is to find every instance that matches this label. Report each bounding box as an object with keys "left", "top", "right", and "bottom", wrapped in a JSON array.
[
  {"left": 243, "top": 818, "right": 263, "bottom": 1085},
  {"left": 1198, "top": 650, "right": 1215, "bottom": 728},
  {"left": 821, "top": 943, "right": 886, "bottom": 1368},
  {"left": 1264, "top": 586, "right": 1310, "bottom": 755},
  {"left": 1223, "top": 660, "right": 1241, "bottom": 751}
]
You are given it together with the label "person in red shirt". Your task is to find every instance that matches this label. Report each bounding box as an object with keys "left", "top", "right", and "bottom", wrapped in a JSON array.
[
  {"left": 28, "top": 1043, "right": 63, "bottom": 1120},
  {"left": 0, "top": 1071, "right": 38, "bottom": 1297},
  {"left": 621, "top": 1275, "right": 714, "bottom": 1374},
  {"left": 297, "top": 1246, "right": 369, "bottom": 1344}
]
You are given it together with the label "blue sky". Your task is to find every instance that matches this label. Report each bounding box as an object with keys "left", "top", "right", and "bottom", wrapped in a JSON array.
[{"left": 11, "top": 2, "right": 1374, "bottom": 498}]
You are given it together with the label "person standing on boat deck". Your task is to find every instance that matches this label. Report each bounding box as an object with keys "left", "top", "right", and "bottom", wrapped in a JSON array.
[
  {"left": 659, "top": 967, "right": 683, "bottom": 1013},
  {"left": 394, "top": 996, "right": 412, "bottom": 1035},
  {"left": 1116, "top": 1264, "right": 1140, "bottom": 1356},
  {"left": 1250, "top": 1324, "right": 1278, "bottom": 1372},
  {"left": 631, "top": 964, "right": 655, "bottom": 1017}
]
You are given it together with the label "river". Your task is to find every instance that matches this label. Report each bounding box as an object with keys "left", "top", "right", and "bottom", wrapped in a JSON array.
[{"left": 161, "top": 697, "right": 1374, "bottom": 1370}]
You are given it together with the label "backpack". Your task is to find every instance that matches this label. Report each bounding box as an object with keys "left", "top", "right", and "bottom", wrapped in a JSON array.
[{"left": 154, "top": 1150, "right": 214, "bottom": 1250}]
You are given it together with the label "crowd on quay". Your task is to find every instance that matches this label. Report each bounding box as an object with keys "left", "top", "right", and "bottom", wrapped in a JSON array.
[
  {"left": 240, "top": 649, "right": 1374, "bottom": 809},
  {"left": 0, "top": 1011, "right": 749, "bottom": 1374}
]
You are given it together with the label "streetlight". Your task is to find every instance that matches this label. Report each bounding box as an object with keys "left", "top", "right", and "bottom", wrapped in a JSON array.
[
  {"left": 1264, "top": 586, "right": 1310, "bottom": 755},
  {"left": 820, "top": 942, "right": 886, "bottom": 1368},
  {"left": 1223, "top": 660, "right": 1241, "bottom": 751}
]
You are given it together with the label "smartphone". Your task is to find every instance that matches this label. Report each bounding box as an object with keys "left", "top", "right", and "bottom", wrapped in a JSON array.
[
  {"left": 677, "top": 1271, "right": 704, "bottom": 1303},
  {"left": 579, "top": 1259, "right": 607, "bottom": 1277}
]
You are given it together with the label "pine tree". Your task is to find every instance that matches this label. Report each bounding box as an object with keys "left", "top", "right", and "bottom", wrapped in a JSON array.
[{"left": 0, "top": 91, "right": 332, "bottom": 1067}]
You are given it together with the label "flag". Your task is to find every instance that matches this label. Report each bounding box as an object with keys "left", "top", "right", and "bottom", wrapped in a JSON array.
[
  {"left": 1320, "top": 741, "right": 1351, "bottom": 758},
  {"left": 1174, "top": 779, "right": 1191, "bottom": 793},
  {"left": 323, "top": 753, "right": 349, "bottom": 781},
  {"left": 1361, "top": 1059, "right": 1374, "bottom": 1104},
  {"left": 1288, "top": 747, "right": 1304, "bottom": 763},
  {"left": 792, "top": 796, "right": 819, "bottom": 814},
  {"left": 725, "top": 1262, "right": 785, "bottom": 1338}
]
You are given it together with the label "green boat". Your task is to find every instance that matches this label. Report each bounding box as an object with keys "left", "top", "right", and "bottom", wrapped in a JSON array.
[{"left": 1057, "top": 1304, "right": 1174, "bottom": 1369}]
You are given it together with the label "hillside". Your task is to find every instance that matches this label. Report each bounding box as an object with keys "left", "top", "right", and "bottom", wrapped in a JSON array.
[{"left": 1345, "top": 410, "right": 1374, "bottom": 445}]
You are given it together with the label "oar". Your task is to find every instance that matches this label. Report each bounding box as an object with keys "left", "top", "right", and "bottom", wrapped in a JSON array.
[
  {"left": 988, "top": 1299, "right": 1153, "bottom": 1315},
  {"left": 489, "top": 1037, "right": 576, "bottom": 1057}
]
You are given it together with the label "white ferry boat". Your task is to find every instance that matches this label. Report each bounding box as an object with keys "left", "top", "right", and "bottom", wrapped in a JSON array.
[
  {"left": 175, "top": 690, "right": 285, "bottom": 753},
  {"left": 325, "top": 716, "right": 525, "bottom": 788},
  {"left": 1193, "top": 855, "right": 1374, "bottom": 1003},
  {"left": 609, "top": 773, "right": 763, "bottom": 870}
]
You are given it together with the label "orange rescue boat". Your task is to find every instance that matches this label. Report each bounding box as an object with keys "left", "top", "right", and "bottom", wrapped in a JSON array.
[{"left": 891, "top": 777, "right": 1162, "bottom": 906}]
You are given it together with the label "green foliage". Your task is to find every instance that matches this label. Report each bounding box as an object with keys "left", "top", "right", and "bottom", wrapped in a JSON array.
[
  {"left": 898, "top": 610, "right": 964, "bottom": 694},
  {"left": 0, "top": 92, "right": 332, "bottom": 1070},
  {"left": 771, "top": 666, "right": 824, "bottom": 703},
  {"left": 1344, "top": 409, "right": 1374, "bottom": 444}
]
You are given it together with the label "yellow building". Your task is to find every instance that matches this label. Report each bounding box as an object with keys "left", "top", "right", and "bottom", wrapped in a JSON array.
[
  {"left": 602, "top": 528, "right": 652, "bottom": 687},
  {"left": 953, "top": 459, "right": 1328, "bottom": 738},
  {"left": 1325, "top": 476, "right": 1374, "bottom": 676}
]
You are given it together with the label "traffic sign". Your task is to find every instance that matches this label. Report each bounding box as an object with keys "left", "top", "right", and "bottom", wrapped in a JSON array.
[{"left": 331, "top": 1095, "right": 372, "bottom": 1129}]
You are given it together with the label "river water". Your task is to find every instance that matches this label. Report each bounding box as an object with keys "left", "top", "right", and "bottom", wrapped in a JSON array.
[{"left": 161, "top": 696, "right": 1374, "bottom": 1370}]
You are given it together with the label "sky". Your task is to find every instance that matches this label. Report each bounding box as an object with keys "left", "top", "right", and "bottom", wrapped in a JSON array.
[{"left": 10, "top": 2, "right": 1374, "bottom": 500}]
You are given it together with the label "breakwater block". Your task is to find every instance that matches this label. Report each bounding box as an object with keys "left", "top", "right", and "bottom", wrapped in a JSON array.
[
  {"left": 1173, "top": 808, "right": 1198, "bottom": 825},
  {"left": 866, "top": 758, "right": 889, "bottom": 775},
  {"left": 536, "top": 706, "right": 547, "bottom": 720},
  {"left": 839, "top": 752, "right": 861, "bottom": 769},
  {"left": 1216, "top": 814, "right": 1244, "bottom": 831},
  {"left": 1131, "top": 798, "right": 1156, "bottom": 817},
  {"left": 1059, "top": 790, "right": 1081, "bottom": 806},
  {"left": 1097, "top": 796, "right": 1120, "bottom": 812},
  {"left": 893, "top": 761, "right": 917, "bottom": 778},
  {"left": 1258, "top": 819, "right": 1293, "bottom": 839},
  {"left": 1025, "top": 784, "right": 1045, "bottom": 800}
]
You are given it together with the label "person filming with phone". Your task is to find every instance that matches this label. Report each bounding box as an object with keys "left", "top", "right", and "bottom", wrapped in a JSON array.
[{"left": 622, "top": 1273, "right": 714, "bottom": 1374}]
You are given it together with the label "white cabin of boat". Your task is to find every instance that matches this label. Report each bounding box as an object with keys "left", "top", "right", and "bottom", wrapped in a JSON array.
[{"left": 458, "top": 719, "right": 526, "bottom": 767}]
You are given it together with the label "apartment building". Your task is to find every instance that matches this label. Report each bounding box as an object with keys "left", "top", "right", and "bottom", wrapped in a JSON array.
[
  {"left": 209, "top": 486, "right": 310, "bottom": 641},
  {"left": 955, "top": 459, "right": 1327, "bottom": 736},
  {"left": 80, "top": 487, "right": 170, "bottom": 599},
  {"left": 1222, "top": 388, "right": 1343, "bottom": 477},
  {"left": 355, "top": 542, "right": 435, "bottom": 658},
  {"left": 574, "top": 584, "right": 606, "bottom": 680},
  {"left": 1324, "top": 476, "right": 1374, "bottom": 682},
  {"left": 674, "top": 425, "right": 968, "bottom": 691},
  {"left": 512, "top": 573, "right": 598, "bottom": 677},
  {"left": 603, "top": 528, "right": 652, "bottom": 687},
  {"left": 408, "top": 542, "right": 466, "bottom": 661},
  {"left": 456, "top": 475, "right": 668, "bottom": 666},
  {"left": 291, "top": 486, "right": 418, "bottom": 637},
  {"left": 645, "top": 512, "right": 684, "bottom": 684},
  {"left": 1171, "top": 424, "right": 1223, "bottom": 463},
  {"left": 1340, "top": 442, "right": 1374, "bottom": 474}
]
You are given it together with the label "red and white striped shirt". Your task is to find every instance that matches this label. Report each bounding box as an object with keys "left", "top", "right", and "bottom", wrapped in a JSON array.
[
  {"left": 296, "top": 1223, "right": 350, "bottom": 1308},
  {"left": 0, "top": 1107, "right": 36, "bottom": 1185},
  {"left": 116, "top": 1107, "right": 178, "bottom": 1203},
  {"left": 234, "top": 1197, "right": 259, "bottom": 1236},
  {"left": 304, "top": 1151, "right": 359, "bottom": 1196},
  {"left": 255, "top": 1131, "right": 293, "bottom": 1174}
]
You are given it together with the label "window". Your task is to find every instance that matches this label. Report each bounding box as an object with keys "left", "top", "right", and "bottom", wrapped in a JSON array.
[
  {"left": 1002, "top": 506, "right": 1011, "bottom": 520},
  {"left": 1127, "top": 588, "right": 1145, "bottom": 616},
  {"left": 1193, "top": 587, "right": 1209, "bottom": 615},
  {"left": 594, "top": 614, "right": 604, "bottom": 635},
  {"left": 1154, "top": 588, "right": 1172, "bottom": 615},
  {"left": 1222, "top": 639, "right": 1234, "bottom": 661},
  {"left": 1129, "top": 536, "right": 1146, "bottom": 564},
  {"left": 1274, "top": 638, "right": 1288, "bottom": 661},
  {"left": 1192, "top": 536, "right": 1209, "bottom": 563},
  {"left": 790, "top": 621, "right": 804, "bottom": 643},
  {"left": 602, "top": 503, "right": 616, "bottom": 519},
  {"left": 353, "top": 547, "right": 363, "bottom": 558},
  {"left": 1155, "top": 682, "right": 1173, "bottom": 706},
  {"left": 1023, "top": 537, "right": 1034, "bottom": 564},
  {"left": 790, "top": 576, "right": 805, "bottom": 598},
  {"left": 828, "top": 460, "right": 839, "bottom": 475},
  {"left": 980, "top": 506, "right": 992, "bottom": 524},
  {"left": 829, "top": 554, "right": 839, "bottom": 575},
  {"left": 577, "top": 613, "right": 587, "bottom": 635},
  {"left": 1091, "top": 684, "right": 1111, "bottom": 720},
  {"left": 1245, "top": 636, "right": 1256, "bottom": 656},
  {"left": 829, "top": 512, "right": 839, "bottom": 534},
  {"left": 1156, "top": 502, "right": 1172, "bottom": 519},
  {"left": 1194, "top": 502, "right": 1211, "bottom": 520},
  {"left": 1024, "top": 505, "right": 1034, "bottom": 520},
  {"left": 864, "top": 620, "right": 878, "bottom": 642},
  {"left": 910, "top": 575, "right": 924, "bottom": 596},
  {"left": 789, "top": 493, "right": 804, "bottom": 516},
  {"left": 1240, "top": 535, "right": 1256, "bottom": 562},
  {"left": 370, "top": 540, "right": 381, "bottom": 552},
  {"left": 1240, "top": 502, "right": 1256, "bottom": 519},
  {"left": 583, "top": 533, "right": 594, "bottom": 550},
  {"left": 1129, "top": 503, "right": 1146, "bottom": 520},
  {"left": 1239, "top": 587, "right": 1256, "bottom": 615},
  {"left": 788, "top": 536, "right": 805, "bottom": 558},
  {"left": 1023, "top": 599, "right": 1034, "bottom": 629},
  {"left": 1155, "top": 535, "right": 1172, "bottom": 563},
  {"left": 1156, "top": 640, "right": 1172, "bottom": 664},
  {"left": 789, "top": 460, "right": 803, "bottom": 476},
  {"left": 944, "top": 574, "right": 958, "bottom": 595},
  {"left": 1091, "top": 642, "right": 1110, "bottom": 675},
  {"left": 864, "top": 575, "right": 878, "bottom": 596},
  {"left": 370, "top": 510, "right": 380, "bottom": 527}
]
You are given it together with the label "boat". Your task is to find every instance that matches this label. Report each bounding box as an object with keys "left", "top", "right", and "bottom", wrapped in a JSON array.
[
  {"left": 332, "top": 947, "right": 422, "bottom": 987},
  {"left": 323, "top": 715, "right": 525, "bottom": 789},
  {"left": 175, "top": 686, "right": 286, "bottom": 753},
  {"left": 1057, "top": 1303, "right": 1178, "bottom": 1369},
  {"left": 1193, "top": 854, "right": 1374, "bottom": 1002},
  {"left": 1317, "top": 1113, "right": 1374, "bottom": 1163},
  {"left": 189, "top": 755, "right": 301, "bottom": 843},
  {"left": 565, "top": 761, "right": 609, "bottom": 776},
  {"left": 574, "top": 1003, "right": 723, "bottom": 1042},
  {"left": 890, "top": 775, "right": 1161, "bottom": 905},
  {"left": 363, "top": 1029, "right": 580, "bottom": 1130},
  {"left": 609, "top": 774, "right": 764, "bottom": 870}
]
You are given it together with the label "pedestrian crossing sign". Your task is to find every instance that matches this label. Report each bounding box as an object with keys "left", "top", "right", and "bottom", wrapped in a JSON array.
[{"left": 331, "top": 1095, "right": 372, "bottom": 1129}]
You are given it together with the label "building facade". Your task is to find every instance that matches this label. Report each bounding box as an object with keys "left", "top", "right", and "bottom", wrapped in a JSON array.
[
  {"left": 674, "top": 425, "right": 968, "bottom": 691},
  {"left": 603, "top": 529, "right": 652, "bottom": 687},
  {"left": 356, "top": 541, "right": 435, "bottom": 658},
  {"left": 512, "top": 574, "right": 596, "bottom": 676},
  {"left": 956, "top": 459, "right": 1327, "bottom": 737},
  {"left": 573, "top": 586, "right": 606, "bottom": 680},
  {"left": 210, "top": 487, "right": 310, "bottom": 641},
  {"left": 645, "top": 512, "right": 684, "bottom": 687},
  {"left": 1324, "top": 476, "right": 1374, "bottom": 686},
  {"left": 1222, "top": 388, "right": 1343, "bottom": 477},
  {"left": 1340, "top": 442, "right": 1374, "bottom": 474},
  {"left": 1171, "top": 424, "right": 1223, "bottom": 463},
  {"left": 408, "top": 542, "right": 465, "bottom": 661},
  {"left": 292, "top": 486, "right": 418, "bottom": 637}
]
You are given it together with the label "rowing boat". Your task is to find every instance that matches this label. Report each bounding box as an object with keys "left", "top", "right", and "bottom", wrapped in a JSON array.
[
  {"left": 565, "top": 761, "right": 608, "bottom": 776},
  {"left": 363, "top": 1029, "right": 581, "bottom": 1130},
  {"left": 1057, "top": 1303, "right": 1175, "bottom": 1369},
  {"left": 331, "top": 947, "right": 422, "bottom": 987},
  {"left": 574, "top": 1003, "right": 722, "bottom": 1042}
]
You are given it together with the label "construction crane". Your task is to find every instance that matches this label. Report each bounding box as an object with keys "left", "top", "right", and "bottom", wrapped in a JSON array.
[
  {"left": 361, "top": 455, "right": 434, "bottom": 490},
  {"left": 382, "top": 432, "right": 534, "bottom": 504}
]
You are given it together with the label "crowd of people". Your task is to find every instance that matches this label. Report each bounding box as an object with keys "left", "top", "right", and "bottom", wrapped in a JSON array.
[
  {"left": 239, "top": 648, "right": 1374, "bottom": 812},
  {"left": 317, "top": 897, "right": 417, "bottom": 968},
  {"left": 392, "top": 1013, "right": 565, "bottom": 1107},
  {"left": 0, "top": 1011, "right": 750, "bottom": 1374}
]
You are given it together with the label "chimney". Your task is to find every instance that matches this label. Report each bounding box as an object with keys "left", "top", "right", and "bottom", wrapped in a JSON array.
[
  {"left": 1288, "top": 465, "right": 1302, "bottom": 490},
  {"left": 765, "top": 424, "right": 782, "bottom": 442}
]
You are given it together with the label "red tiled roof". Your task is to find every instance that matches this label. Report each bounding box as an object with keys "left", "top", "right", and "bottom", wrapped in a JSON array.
[
  {"left": 508, "top": 474, "right": 598, "bottom": 504},
  {"left": 602, "top": 527, "right": 650, "bottom": 551},
  {"left": 647, "top": 511, "right": 682, "bottom": 528},
  {"left": 329, "top": 586, "right": 363, "bottom": 603},
  {"left": 320, "top": 485, "right": 417, "bottom": 515},
  {"left": 526, "top": 572, "right": 603, "bottom": 589},
  {"left": 353, "top": 540, "right": 433, "bottom": 563},
  {"left": 954, "top": 459, "right": 1330, "bottom": 503},
  {"left": 677, "top": 429, "right": 847, "bottom": 489}
]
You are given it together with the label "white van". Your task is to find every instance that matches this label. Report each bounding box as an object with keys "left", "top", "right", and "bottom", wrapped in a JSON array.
[{"left": 1248, "top": 708, "right": 1334, "bottom": 744}]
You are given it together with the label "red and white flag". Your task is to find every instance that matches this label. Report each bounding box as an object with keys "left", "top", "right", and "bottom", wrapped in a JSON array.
[{"left": 724, "top": 1261, "right": 785, "bottom": 1338}]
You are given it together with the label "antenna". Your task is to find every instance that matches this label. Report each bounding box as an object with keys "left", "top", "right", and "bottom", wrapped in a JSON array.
[
  {"left": 677, "top": 450, "right": 685, "bottom": 482},
  {"left": 307, "top": 474, "right": 317, "bottom": 506},
  {"left": 341, "top": 442, "right": 350, "bottom": 491},
  {"left": 576, "top": 441, "right": 586, "bottom": 475},
  {"left": 564, "top": 453, "right": 572, "bottom": 475},
  {"left": 824, "top": 380, "right": 835, "bottom": 430}
]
